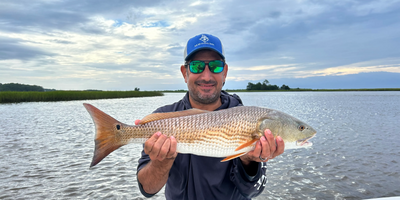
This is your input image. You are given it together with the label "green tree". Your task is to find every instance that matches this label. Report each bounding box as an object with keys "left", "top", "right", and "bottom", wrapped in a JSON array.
[
  {"left": 267, "top": 84, "right": 279, "bottom": 90},
  {"left": 0, "top": 83, "right": 44, "bottom": 92},
  {"left": 254, "top": 82, "right": 262, "bottom": 90},
  {"left": 246, "top": 82, "right": 254, "bottom": 90},
  {"left": 246, "top": 80, "right": 287, "bottom": 91},
  {"left": 280, "top": 84, "right": 290, "bottom": 90}
]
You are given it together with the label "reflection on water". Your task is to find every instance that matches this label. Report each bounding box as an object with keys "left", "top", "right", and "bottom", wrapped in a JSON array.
[{"left": 0, "top": 92, "right": 399, "bottom": 199}]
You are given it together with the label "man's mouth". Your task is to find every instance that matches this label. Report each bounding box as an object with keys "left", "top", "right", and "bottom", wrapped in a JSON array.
[
  {"left": 196, "top": 81, "right": 216, "bottom": 89},
  {"left": 198, "top": 84, "right": 214, "bottom": 88}
]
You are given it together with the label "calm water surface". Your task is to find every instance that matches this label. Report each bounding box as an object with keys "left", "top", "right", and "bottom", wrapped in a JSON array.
[{"left": 0, "top": 92, "right": 399, "bottom": 199}]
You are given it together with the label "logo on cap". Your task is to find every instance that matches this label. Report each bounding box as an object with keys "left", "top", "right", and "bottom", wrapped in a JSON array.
[
  {"left": 199, "top": 34, "right": 209, "bottom": 43},
  {"left": 195, "top": 34, "right": 214, "bottom": 47}
]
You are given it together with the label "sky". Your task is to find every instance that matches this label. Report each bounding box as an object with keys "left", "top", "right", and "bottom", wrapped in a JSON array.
[{"left": 1, "top": 0, "right": 400, "bottom": 91}]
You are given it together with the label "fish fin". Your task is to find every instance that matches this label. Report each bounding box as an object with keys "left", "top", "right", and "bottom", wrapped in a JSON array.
[
  {"left": 139, "top": 109, "right": 209, "bottom": 125},
  {"left": 83, "top": 103, "right": 124, "bottom": 167},
  {"left": 221, "top": 152, "right": 247, "bottom": 162},
  {"left": 235, "top": 138, "right": 259, "bottom": 151}
]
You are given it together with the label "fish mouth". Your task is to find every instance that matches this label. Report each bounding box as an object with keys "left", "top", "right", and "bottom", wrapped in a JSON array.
[{"left": 296, "top": 135, "right": 315, "bottom": 147}]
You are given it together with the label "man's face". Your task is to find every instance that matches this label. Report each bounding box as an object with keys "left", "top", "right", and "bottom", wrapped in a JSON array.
[{"left": 181, "top": 50, "right": 228, "bottom": 105}]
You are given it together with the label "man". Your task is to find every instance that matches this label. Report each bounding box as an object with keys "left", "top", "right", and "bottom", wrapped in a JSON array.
[{"left": 136, "top": 33, "right": 285, "bottom": 199}]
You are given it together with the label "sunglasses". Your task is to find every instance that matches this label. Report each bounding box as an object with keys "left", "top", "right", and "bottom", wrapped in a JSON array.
[{"left": 187, "top": 60, "right": 225, "bottom": 74}]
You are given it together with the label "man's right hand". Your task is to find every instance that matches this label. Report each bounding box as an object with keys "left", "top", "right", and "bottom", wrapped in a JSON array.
[
  {"left": 136, "top": 119, "right": 178, "bottom": 195},
  {"left": 144, "top": 132, "right": 178, "bottom": 161},
  {"left": 135, "top": 119, "right": 178, "bottom": 161}
]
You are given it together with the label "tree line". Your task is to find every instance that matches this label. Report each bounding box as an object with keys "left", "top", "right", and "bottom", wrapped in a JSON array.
[
  {"left": 0, "top": 83, "right": 142, "bottom": 92},
  {"left": 0, "top": 83, "right": 45, "bottom": 92},
  {"left": 246, "top": 80, "right": 290, "bottom": 90}
]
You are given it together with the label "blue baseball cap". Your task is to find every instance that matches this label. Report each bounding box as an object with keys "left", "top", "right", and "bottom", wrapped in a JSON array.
[{"left": 184, "top": 33, "right": 225, "bottom": 61}]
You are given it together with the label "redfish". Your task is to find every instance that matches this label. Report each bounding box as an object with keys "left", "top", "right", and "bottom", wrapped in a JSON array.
[{"left": 84, "top": 103, "right": 316, "bottom": 167}]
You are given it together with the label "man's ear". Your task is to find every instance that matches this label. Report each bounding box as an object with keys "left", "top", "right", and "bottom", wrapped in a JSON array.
[
  {"left": 181, "top": 65, "right": 188, "bottom": 83},
  {"left": 223, "top": 63, "right": 228, "bottom": 83}
]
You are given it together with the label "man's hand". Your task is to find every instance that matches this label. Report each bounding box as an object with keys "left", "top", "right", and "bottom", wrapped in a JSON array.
[
  {"left": 135, "top": 120, "right": 178, "bottom": 161},
  {"left": 136, "top": 119, "right": 178, "bottom": 195},
  {"left": 240, "top": 129, "right": 285, "bottom": 165},
  {"left": 144, "top": 132, "right": 178, "bottom": 161}
]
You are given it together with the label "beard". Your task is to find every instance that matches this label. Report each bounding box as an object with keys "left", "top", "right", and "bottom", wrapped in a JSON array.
[{"left": 188, "top": 80, "right": 221, "bottom": 104}]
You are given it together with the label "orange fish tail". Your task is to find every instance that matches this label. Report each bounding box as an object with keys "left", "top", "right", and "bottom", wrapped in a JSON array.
[{"left": 83, "top": 103, "right": 124, "bottom": 167}]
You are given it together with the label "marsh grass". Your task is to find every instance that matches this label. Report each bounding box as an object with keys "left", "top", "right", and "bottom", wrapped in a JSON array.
[
  {"left": 0, "top": 91, "right": 163, "bottom": 103},
  {"left": 225, "top": 88, "right": 400, "bottom": 92}
]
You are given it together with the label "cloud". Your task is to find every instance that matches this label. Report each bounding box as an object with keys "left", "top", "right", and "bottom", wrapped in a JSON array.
[
  {"left": 0, "top": 36, "right": 56, "bottom": 60},
  {"left": 231, "top": 64, "right": 298, "bottom": 71},
  {"left": 306, "top": 62, "right": 400, "bottom": 78},
  {"left": 274, "top": 72, "right": 400, "bottom": 89},
  {"left": 0, "top": 0, "right": 400, "bottom": 90},
  {"left": 227, "top": 57, "right": 400, "bottom": 83}
]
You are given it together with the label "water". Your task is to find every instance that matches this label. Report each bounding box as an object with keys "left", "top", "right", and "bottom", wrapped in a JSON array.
[{"left": 0, "top": 92, "right": 399, "bottom": 200}]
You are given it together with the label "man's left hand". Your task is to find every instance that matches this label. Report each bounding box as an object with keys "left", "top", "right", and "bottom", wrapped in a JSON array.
[{"left": 240, "top": 129, "right": 285, "bottom": 165}]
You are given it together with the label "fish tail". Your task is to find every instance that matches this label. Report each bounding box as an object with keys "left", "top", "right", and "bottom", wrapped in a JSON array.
[{"left": 83, "top": 103, "right": 124, "bottom": 167}]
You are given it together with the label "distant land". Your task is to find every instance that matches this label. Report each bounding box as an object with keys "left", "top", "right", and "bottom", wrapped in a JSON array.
[
  {"left": 224, "top": 72, "right": 400, "bottom": 90},
  {"left": 0, "top": 83, "right": 46, "bottom": 92},
  {"left": 2, "top": 71, "right": 400, "bottom": 93}
]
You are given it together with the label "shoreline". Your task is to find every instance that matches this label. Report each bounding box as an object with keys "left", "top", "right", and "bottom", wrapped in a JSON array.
[
  {"left": 0, "top": 91, "right": 163, "bottom": 103},
  {"left": 1, "top": 88, "right": 399, "bottom": 103},
  {"left": 226, "top": 88, "right": 400, "bottom": 92},
  {"left": 161, "top": 88, "right": 400, "bottom": 93}
]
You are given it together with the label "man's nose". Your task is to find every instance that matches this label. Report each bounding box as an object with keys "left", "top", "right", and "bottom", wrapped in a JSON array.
[{"left": 199, "top": 64, "right": 212, "bottom": 80}]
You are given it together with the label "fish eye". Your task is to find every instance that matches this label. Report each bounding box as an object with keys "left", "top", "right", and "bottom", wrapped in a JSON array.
[{"left": 298, "top": 125, "right": 305, "bottom": 131}]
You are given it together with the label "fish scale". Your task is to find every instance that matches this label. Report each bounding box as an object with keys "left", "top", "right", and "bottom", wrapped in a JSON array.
[{"left": 84, "top": 104, "right": 316, "bottom": 167}]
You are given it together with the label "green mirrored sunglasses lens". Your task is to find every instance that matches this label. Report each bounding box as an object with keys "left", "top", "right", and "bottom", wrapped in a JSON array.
[
  {"left": 189, "top": 61, "right": 205, "bottom": 73},
  {"left": 209, "top": 60, "right": 224, "bottom": 73}
]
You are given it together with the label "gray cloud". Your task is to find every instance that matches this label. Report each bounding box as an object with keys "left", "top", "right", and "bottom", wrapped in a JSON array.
[
  {"left": 0, "top": 37, "right": 55, "bottom": 60},
  {"left": 48, "top": 39, "right": 75, "bottom": 44},
  {"left": 218, "top": 0, "right": 400, "bottom": 66},
  {"left": 0, "top": 0, "right": 164, "bottom": 34},
  {"left": 1, "top": 0, "right": 399, "bottom": 90},
  {"left": 166, "top": 43, "right": 184, "bottom": 57},
  {"left": 0, "top": 5, "right": 87, "bottom": 32}
]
